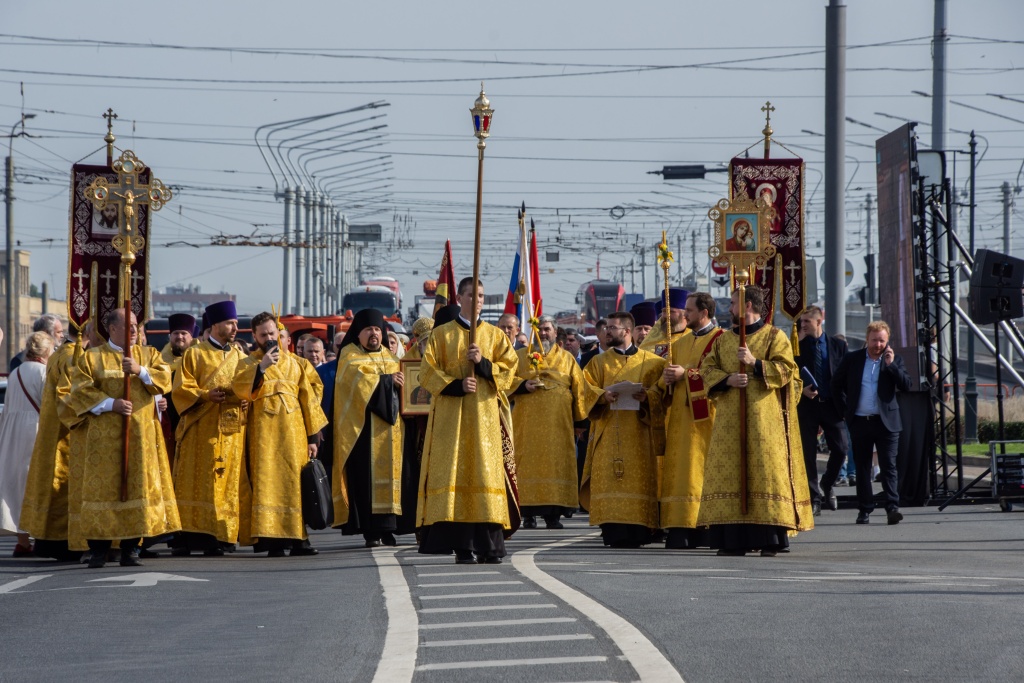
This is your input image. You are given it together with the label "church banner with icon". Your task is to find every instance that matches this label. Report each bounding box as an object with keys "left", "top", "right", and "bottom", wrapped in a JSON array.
[
  {"left": 68, "top": 162, "right": 152, "bottom": 335},
  {"left": 728, "top": 157, "right": 805, "bottom": 320}
]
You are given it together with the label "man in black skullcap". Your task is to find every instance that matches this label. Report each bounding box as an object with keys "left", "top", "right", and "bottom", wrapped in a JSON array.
[{"left": 331, "top": 308, "right": 407, "bottom": 548}]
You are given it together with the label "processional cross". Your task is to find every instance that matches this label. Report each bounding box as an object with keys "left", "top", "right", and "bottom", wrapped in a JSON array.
[{"left": 83, "top": 149, "right": 172, "bottom": 501}]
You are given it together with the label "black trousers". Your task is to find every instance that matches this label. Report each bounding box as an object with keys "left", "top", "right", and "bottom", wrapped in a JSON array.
[
  {"left": 87, "top": 538, "right": 140, "bottom": 553},
  {"left": 849, "top": 415, "right": 900, "bottom": 513},
  {"left": 797, "top": 397, "right": 848, "bottom": 502}
]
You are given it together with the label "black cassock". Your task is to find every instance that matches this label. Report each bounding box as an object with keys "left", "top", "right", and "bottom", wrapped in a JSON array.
[{"left": 340, "top": 374, "right": 409, "bottom": 541}]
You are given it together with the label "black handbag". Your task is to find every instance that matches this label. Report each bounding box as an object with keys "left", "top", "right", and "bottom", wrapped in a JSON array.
[{"left": 301, "top": 458, "right": 334, "bottom": 530}]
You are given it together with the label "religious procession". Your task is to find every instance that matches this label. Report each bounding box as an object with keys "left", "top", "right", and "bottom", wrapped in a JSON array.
[{"left": 2, "top": 78, "right": 931, "bottom": 574}]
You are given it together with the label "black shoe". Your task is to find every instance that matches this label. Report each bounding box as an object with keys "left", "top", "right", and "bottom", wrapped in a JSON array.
[
  {"left": 856, "top": 512, "right": 870, "bottom": 525},
  {"left": 365, "top": 539, "right": 382, "bottom": 548},
  {"left": 268, "top": 549, "right": 286, "bottom": 557},
  {"left": 544, "top": 520, "right": 564, "bottom": 530},
  {"left": 886, "top": 509, "right": 903, "bottom": 525},
  {"left": 823, "top": 487, "right": 838, "bottom": 511},
  {"left": 87, "top": 552, "right": 107, "bottom": 569},
  {"left": 455, "top": 551, "right": 476, "bottom": 565},
  {"left": 203, "top": 547, "right": 225, "bottom": 557},
  {"left": 380, "top": 533, "right": 397, "bottom": 547},
  {"left": 522, "top": 516, "right": 537, "bottom": 529},
  {"left": 760, "top": 549, "right": 778, "bottom": 557},
  {"left": 119, "top": 550, "right": 143, "bottom": 567},
  {"left": 170, "top": 547, "right": 191, "bottom": 557},
  {"left": 716, "top": 549, "right": 746, "bottom": 556},
  {"left": 847, "top": 475, "right": 857, "bottom": 487},
  {"left": 138, "top": 548, "right": 160, "bottom": 559},
  {"left": 563, "top": 510, "right": 574, "bottom": 518},
  {"left": 812, "top": 501, "right": 822, "bottom": 517},
  {"left": 289, "top": 546, "right": 319, "bottom": 556},
  {"left": 479, "top": 556, "right": 502, "bottom": 565}
]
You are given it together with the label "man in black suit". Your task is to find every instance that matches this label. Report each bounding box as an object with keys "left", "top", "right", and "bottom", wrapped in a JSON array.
[
  {"left": 830, "top": 320, "right": 913, "bottom": 525},
  {"left": 579, "top": 319, "right": 608, "bottom": 369},
  {"left": 796, "top": 305, "right": 849, "bottom": 516}
]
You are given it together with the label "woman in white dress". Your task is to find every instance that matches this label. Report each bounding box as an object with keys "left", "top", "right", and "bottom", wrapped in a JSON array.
[{"left": 0, "top": 331, "right": 54, "bottom": 555}]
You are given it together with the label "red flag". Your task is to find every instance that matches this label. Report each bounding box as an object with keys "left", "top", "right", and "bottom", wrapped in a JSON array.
[
  {"left": 433, "top": 240, "right": 456, "bottom": 315},
  {"left": 529, "top": 228, "right": 542, "bottom": 316}
]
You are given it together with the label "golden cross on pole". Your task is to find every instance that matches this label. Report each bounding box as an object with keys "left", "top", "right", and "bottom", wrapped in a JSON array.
[
  {"left": 761, "top": 101, "right": 775, "bottom": 160},
  {"left": 83, "top": 149, "right": 172, "bottom": 501},
  {"left": 102, "top": 108, "right": 118, "bottom": 166}
]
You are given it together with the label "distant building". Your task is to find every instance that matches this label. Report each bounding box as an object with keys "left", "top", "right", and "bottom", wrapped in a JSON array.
[
  {"left": 0, "top": 250, "right": 69, "bottom": 368},
  {"left": 152, "top": 285, "right": 235, "bottom": 319}
]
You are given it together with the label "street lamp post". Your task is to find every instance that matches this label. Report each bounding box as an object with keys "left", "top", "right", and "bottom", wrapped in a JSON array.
[{"left": 5, "top": 112, "right": 36, "bottom": 366}]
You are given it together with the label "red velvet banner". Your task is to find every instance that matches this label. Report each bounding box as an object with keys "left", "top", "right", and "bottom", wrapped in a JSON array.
[
  {"left": 728, "top": 157, "right": 805, "bottom": 320},
  {"left": 68, "top": 163, "right": 151, "bottom": 336}
]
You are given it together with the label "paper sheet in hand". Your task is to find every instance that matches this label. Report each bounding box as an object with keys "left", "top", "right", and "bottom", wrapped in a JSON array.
[{"left": 605, "top": 381, "right": 644, "bottom": 411}]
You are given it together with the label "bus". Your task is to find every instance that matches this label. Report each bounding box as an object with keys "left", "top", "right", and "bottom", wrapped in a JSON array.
[
  {"left": 575, "top": 280, "right": 625, "bottom": 331},
  {"left": 340, "top": 285, "right": 402, "bottom": 321}
]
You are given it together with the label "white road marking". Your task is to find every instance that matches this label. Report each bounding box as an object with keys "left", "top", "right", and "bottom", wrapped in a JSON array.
[
  {"left": 370, "top": 547, "right": 418, "bottom": 683},
  {"left": 415, "top": 570, "right": 501, "bottom": 577},
  {"left": 423, "top": 634, "right": 594, "bottom": 647},
  {"left": 419, "top": 617, "right": 577, "bottom": 630},
  {"left": 0, "top": 575, "right": 51, "bottom": 594},
  {"left": 420, "top": 603, "right": 556, "bottom": 614},
  {"left": 419, "top": 591, "right": 540, "bottom": 600},
  {"left": 87, "top": 573, "right": 207, "bottom": 587},
  {"left": 513, "top": 534, "right": 686, "bottom": 683},
  {"left": 415, "top": 655, "right": 607, "bottom": 671},
  {"left": 417, "top": 580, "right": 523, "bottom": 588}
]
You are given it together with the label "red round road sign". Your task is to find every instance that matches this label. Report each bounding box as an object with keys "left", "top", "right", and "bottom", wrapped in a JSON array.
[{"left": 711, "top": 260, "right": 729, "bottom": 275}]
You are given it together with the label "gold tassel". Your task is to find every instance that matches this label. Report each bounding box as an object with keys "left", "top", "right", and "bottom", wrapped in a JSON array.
[{"left": 791, "top": 320, "right": 800, "bottom": 356}]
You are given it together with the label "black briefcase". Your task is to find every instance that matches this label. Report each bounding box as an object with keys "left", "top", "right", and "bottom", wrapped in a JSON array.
[{"left": 301, "top": 458, "right": 334, "bottom": 530}]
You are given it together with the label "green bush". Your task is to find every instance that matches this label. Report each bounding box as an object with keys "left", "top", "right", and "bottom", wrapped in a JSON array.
[{"left": 977, "top": 420, "right": 1024, "bottom": 443}]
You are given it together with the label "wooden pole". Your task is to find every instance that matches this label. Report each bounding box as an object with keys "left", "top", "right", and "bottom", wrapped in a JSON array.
[
  {"left": 469, "top": 141, "right": 484, "bottom": 378},
  {"left": 736, "top": 268, "right": 750, "bottom": 515},
  {"left": 120, "top": 259, "right": 132, "bottom": 501}
]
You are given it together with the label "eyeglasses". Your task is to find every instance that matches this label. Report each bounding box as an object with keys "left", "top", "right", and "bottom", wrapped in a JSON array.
[{"left": 604, "top": 326, "right": 626, "bottom": 332}]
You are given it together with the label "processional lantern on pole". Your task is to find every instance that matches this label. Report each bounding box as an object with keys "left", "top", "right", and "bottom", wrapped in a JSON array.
[
  {"left": 707, "top": 193, "right": 776, "bottom": 515},
  {"left": 468, "top": 83, "right": 493, "bottom": 377},
  {"left": 83, "top": 150, "right": 172, "bottom": 501}
]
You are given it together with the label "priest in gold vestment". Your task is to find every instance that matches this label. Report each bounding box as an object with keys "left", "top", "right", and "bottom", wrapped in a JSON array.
[
  {"left": 658, "top": 292, "right": 723, "bottom": 549},
  {"left": 332, "top": 308, "right": 405, "bottom": 547},
  {"left": 581, "top": 311, "right": 667, "bottom": 548},
  {"left": 696, "top": 286, "right": 814, "bottom": 556},
  {"left": 417, "top": 278, "right": 519, "bottom": 564},
  {"left": 639, "top": 288, "right": 690, "bottom": 360},
  {"left": 18, "top": 334, "right": 83, "bottom": 561},
  {"left": 170, "top": 301, "right": 246, "bottom": 556},
  {"left": 60, "top": 310, "right": 180, "bottom": 568},
  {"left": 509, "top": 315, "right": 598, "bottom": 529},
  {"left": 233, "top": 311, "right": 327, "bottom": 557}
]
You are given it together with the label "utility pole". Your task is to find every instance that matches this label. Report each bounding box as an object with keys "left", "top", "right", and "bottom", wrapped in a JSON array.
[
  {"left": 282, "top": 187, "right": 293, "bottom": 313},
  {"left": 304, "top": 191, "right": 314, "bottom": 315},
  {"left": 965, "top": 133, "right": 978, "bottom": 441},
  {"left": 4, "top": 153, "right": 15, "bottom": 365},
  {"left": 294, "top": 186, "right": 305, "bottom": 315},
  {"left": 690, "top": 230, "right": 697, "bottom": 288},
  {"left": 1003, "top": 180, "right": 1014, "bottom": 362},
  {"left": 824, "top": 0, "right": 847, "bottom": 335},
  {"left": 640, "top": 246, "right": 647, "bottom": 297}
]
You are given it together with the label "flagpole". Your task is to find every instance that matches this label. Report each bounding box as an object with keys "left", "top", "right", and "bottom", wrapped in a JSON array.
[{"left": 469, "top": 85, "right": 494, "bottom": 376}]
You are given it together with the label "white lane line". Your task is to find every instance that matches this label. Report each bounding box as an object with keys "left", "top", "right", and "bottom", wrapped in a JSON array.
[
  {"left": 423, "top": 634, "right": 594, "bottom": 647},
  {"left": 416, "top": 655, "right": 607, "bottom": 671},
  {"left": 417, "top": 580, "right": 523, "bottom": 588},
  {"left": 419, "top": 591, "right": 539, "bottom": 600},
  {"left": 416, "top": 570, "right": 500, "bottom": 577},
  {"left": 513, "top": 534, "right": 686, "bottom": 683},
  {"left": 0, "top": 575, "right": 52, "bottom": 594},
  {"left": 420, "top": 603, "right": 556, "bottom": 614},
  {"left": 370, "top": 548, "right": 417, "bottom": 683},
  {"left": 419, "top": 617, "right": 577, "bottom": 630}
]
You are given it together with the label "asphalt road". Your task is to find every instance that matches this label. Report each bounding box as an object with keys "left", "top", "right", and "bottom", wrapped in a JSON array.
[{"left": 2, "top": 500, "right": 1023, "bottom": 683}]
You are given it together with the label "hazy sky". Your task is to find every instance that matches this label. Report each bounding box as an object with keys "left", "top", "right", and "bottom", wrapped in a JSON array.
[{"left": 3, "top": 0, "right": 1022, "bottom": 317}]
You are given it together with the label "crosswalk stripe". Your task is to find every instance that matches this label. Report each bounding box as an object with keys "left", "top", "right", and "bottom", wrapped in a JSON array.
[
  {"left": 415, "top": 655, "right": 608, "bottom": 671},
  {"left": 420, "top": 603, "right": 556, "bottom": 614},
  {"left": 419, "top": 617, "right": 577, "bottom": 630},
  {"left": 419, "top": 591, "right": 540, "bottom": 600},
  {"left": 422, "top": 633, "right": 594, "bottom": 647}
]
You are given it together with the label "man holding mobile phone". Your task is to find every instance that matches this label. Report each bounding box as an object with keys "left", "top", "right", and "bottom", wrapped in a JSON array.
[{"left": 831, "top": 321, "right": 912, "bottom": 525}]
